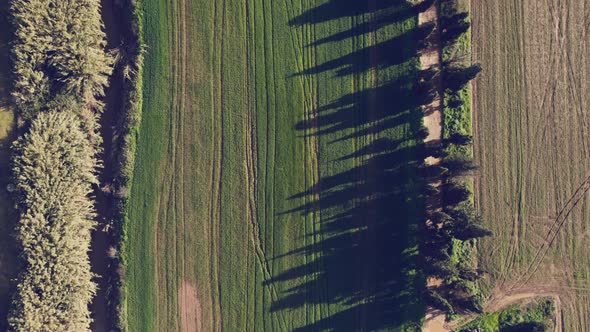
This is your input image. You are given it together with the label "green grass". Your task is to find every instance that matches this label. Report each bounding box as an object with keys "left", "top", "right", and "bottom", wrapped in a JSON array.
[{"left": 124, "top": 1, "right": 427, "bottom": 331}]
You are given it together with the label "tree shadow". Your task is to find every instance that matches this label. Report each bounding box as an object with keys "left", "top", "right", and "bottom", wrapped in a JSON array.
[
  {"left": 289, "top": 0, "right": 434, "bottom": 28},
  {"left": 295, "top": 24, "right": 433, "bottom": 77},
  {"left": 266, "top": 1, "right": 439, "bottom": 330},
  {"left": 268, "top": 108, "right": 429, "bottom": 331},
  {"left": 0, "top": 3, "right": 19, "bottom": 331},
  {"left": 308, "top": 0, "right": 435, "bottom": 47},
  {"left": 295, "top": 71, "right": 435, "bottom": 141}
]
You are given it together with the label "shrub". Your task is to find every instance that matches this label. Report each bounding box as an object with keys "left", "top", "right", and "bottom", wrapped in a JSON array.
[
  {"left": 7, "top": 0, "right": 114, "bottom": 328},
  {"left": 10, "top": 0, "right": 113, "bottom": 118},
  {"left": 9, "top": 111, "right": 98, "bottom": 331}
]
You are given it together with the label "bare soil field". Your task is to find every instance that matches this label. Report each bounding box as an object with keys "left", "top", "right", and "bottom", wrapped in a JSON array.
[{"left": 472, "top": 0, "right": 590, "bottom": 329}]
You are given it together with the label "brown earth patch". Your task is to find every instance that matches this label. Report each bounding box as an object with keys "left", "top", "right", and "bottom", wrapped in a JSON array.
[
  {"left": 423, "top": 309, "right": 450, "bottom": 332},
  {"left": 179, "top": 280, "right": 202, "bottom": 332}
]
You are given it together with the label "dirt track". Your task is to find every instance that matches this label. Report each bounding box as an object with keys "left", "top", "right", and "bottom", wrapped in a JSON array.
[{"left": 419, "top": 1, "right": 447, "bottom": 331}]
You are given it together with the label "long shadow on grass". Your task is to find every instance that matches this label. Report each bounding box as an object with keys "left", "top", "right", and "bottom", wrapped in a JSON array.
[
  {"left": 267, "top": 1, "right": 435, "bottom": 331},
  {"left": 295, "top": 24, "right": 433, "bottom": 77}
]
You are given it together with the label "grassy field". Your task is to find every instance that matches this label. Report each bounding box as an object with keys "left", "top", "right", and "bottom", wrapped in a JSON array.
[
  {"left": 0, "top": 3, "right": 18, "bottom": 330},
  {"left": 472, "top": 0, "right": 590, "bottom": 330},
  {"left": 124, "top": 0, "right": 428, "bottom": 331}
]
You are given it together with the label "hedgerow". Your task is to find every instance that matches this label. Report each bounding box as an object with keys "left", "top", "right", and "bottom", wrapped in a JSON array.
[
  {"left": 7, "top": 0, "right": 113, "bottom": 330},
  {"left": 9, "top": 111, "right": 99, "bottom": 331},
  {"left": 10, "top": 0, "right": 113, "bottom": 120}
]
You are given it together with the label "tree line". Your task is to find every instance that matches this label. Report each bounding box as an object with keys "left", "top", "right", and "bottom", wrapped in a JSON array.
[
  {"left": 8, "top": 0, "right": 112, "bottom": 330},
  {"left": 419, "top": 0, "right": 489, "bottom": 317}
]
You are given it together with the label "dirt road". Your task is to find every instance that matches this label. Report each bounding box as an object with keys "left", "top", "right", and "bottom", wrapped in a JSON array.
[{"left": 419, "top": 1, "right": 448, "bottom": 331}]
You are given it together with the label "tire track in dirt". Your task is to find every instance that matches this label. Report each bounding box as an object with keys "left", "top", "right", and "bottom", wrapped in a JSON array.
[
  {"left": 496, "top": 0, "right": 527, "bottom": 287},
  {"left": 510, "top": 173, "right": 590, "bottom": 291}
]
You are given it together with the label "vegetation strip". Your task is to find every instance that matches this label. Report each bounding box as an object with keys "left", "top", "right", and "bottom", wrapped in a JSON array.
[
  {"left": 6, "top": 0, "right": 112, "bottom": 330},
  {"left": 10, "top": 112, "right": 99, "bottom": 330},
  {"left": 420, "top": 0, "right": 490, "bottom": 323}
]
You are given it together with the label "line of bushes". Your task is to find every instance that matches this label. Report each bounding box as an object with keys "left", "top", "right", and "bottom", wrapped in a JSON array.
[
  {"left": 7, "top": 0, "right": 113, "bottom": 330},
  {"left": 10, "top": 110, "right": 99, "bottom": 330},
  {"left": 420, "top": 0, "right": 488, "bottom": 318},
  {"left": 10, "top": 0, "right": 113, "bottom": 127}
]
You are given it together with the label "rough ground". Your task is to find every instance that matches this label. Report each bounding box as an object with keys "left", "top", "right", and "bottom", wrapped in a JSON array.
[{"left": 472, "top": 0, "right": 590, "bottom": 330}]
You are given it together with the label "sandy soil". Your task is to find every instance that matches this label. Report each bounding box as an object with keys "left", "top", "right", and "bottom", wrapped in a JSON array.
[
  {"left": 179, "top": 280, "right": 203, "bottom": 332},
  {"left": 420, "top": 3, "right": 442, "bottom": 150}
]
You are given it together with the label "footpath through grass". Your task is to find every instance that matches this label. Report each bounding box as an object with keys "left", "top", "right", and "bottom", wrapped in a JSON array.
[{"left": 125, "top": 1, "right": 427, "bottom": 331}]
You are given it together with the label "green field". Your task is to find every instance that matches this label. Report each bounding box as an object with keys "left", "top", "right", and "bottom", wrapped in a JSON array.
[
  {"left": 124, "top": 0, "right": 428, "bottom": 331},
  {"left": 0, "top": 3, "right": 18, "bottom": 330},
  {"left": 473, "top": 0, "right": 590, "bottom": 329}
]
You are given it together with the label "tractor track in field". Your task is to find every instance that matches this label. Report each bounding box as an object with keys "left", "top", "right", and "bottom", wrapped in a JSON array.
[
  {"left": 509, "top": 173, "right": 590, "bottom": 291},
  {"left": 296, "top": 1, "right": 322, "bottom": 323},
  {"left": 243, "top": 2, "right": 288, "bottom": 329},
  {"left": 493, "top": 0, "right": 590, "bottom": 293},
  {"left": 496, "top": 0, "right": 526, "bottom": 288},
  {"left": 175, "top": 0, "right": 205, "bottom": 329},
  {"left": 474, "top": 0, "right": 590, "bottom": 328},
  {"left": 217, "top": 1, "right": 226, "bottom": 328},
  {"left": 478, "top": 0, "right": 564, "bottom": 289},
  {"left": 205, "top": 1, "right": 225, "bottom": 330}
]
